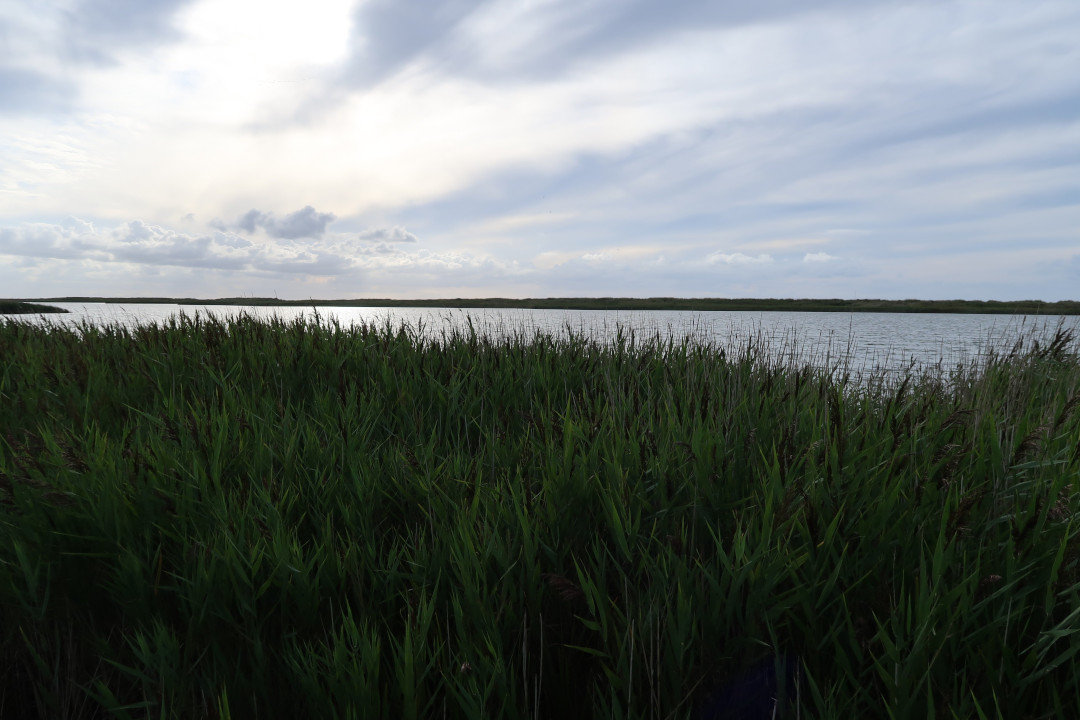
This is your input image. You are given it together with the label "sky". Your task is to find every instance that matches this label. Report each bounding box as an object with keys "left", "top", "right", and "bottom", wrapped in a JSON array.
[{"left": 1, "top": 0, "right": 1078, "bottom": 300}]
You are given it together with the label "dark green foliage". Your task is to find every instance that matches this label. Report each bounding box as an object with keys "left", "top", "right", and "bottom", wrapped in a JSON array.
[{"left": 1, "top": 314, "right": 1078, "bottom": 718}]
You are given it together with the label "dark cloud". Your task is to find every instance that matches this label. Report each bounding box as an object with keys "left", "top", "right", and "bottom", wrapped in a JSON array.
[
  {"left": 0, "top": 0, "right": 193, "bottom": 115},
  {"left": 341, "top": 0, "right": 483, "bottom": 87},
  {"left": 237, "top": 210, "right": 265, "bottom": 234},
  {"left": 841, "top": 92, "right": 1080, "bottom": 165},
  {"left": 358, "top": 226, "right": 418, "bottom": 243},
  {"left": 338, "top": 0, "right": 912, "bottom": 89},
  {"left": 0, "top": 67, "right": 76, "bottom": 115},
  {"left": 61, "top": 0, "right": 195, "bottom": 64},
  {"left": 118, "top": 219, "right": 155, "bottom": 242},
  {"left": 236, "top": 206, "right": 337, "bottom": 239}
]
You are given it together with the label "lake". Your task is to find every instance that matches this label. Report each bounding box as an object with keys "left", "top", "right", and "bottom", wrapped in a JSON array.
[{"left": 16, "top": 301, "right": 1080, "bottom": 377}]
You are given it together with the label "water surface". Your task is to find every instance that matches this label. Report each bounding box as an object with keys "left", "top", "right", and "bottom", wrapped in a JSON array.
[{"left": 19, "top": 302, "right": 1079, "bottom": 376}]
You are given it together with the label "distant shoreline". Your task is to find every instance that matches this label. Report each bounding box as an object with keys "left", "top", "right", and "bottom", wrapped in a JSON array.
[{"left": 21, "top": 296, "right": 1080, "bottom": 315}]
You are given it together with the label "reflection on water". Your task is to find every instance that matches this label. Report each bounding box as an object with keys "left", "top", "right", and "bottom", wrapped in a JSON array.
[{"left": 14, "top": 302, "right": 1080, "bottom": 377}]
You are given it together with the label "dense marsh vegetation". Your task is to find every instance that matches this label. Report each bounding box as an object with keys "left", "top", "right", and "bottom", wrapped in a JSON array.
[
  {"left": 2, "top": 314, "right": 1079, "bottom": 718},
  {"left": 0, "top": 301, "right": 68, "bottom": 315}
]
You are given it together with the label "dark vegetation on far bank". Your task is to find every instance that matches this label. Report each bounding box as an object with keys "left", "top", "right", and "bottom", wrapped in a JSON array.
[
  {"left": 0, "top": 301, "right": 69, "bottom": 314},
  {"left": 2, "top": 314, "right": 1080, "bottom": 718},
  {"left": 34, "top": 296, "right": 1080, "bottom": 314}
]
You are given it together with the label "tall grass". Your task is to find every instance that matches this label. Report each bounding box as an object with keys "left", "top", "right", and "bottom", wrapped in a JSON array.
[{"left": 1, "top": 313, "right": 1078, "bottom": 718}]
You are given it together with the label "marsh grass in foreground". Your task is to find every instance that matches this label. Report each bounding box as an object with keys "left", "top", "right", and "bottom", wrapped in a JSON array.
[{"left": 1, "top": 314, "right": 1079, "bottom": 718}]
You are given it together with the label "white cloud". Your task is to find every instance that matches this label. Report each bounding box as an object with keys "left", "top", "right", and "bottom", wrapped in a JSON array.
[
  {"left": 468, "top": 212, "right": 578, "bottom": 234},
  {"left": 0, "top": 217, "right": 511, "bottom": 288},
  {"left": 707, "top": 252, "right": 774, "bottom": 265},
  {"left": 531, "top": 250, "right": 579, "bottom": 269},
  {"left": 0, "top": 219, "right": 348, "bottom": 274},
  {"left": 803, "top": 252, "right": 837, "bottom": 263}
]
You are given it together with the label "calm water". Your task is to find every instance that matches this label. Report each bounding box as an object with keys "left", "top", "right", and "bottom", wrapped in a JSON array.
[{"left": 15, "top": 302, "right": 1080, "bottom": 376}]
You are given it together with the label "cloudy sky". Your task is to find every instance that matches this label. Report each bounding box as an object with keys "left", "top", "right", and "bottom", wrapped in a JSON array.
[{"left": 2, "top": 0, "right": 1078, "bottom": 300}]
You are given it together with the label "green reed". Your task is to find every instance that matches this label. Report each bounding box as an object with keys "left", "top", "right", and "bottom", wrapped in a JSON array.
[{"left": 1, "top": 313, "right": 1078, "bottom": 719}]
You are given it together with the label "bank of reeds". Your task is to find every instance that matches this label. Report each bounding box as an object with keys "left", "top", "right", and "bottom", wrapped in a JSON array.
[
  {"left": 0, "top": 301, "right": 69, "bottom": 315},
  {"left": 1, "top": 313, "right": 1078, "bottom": 719}
]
